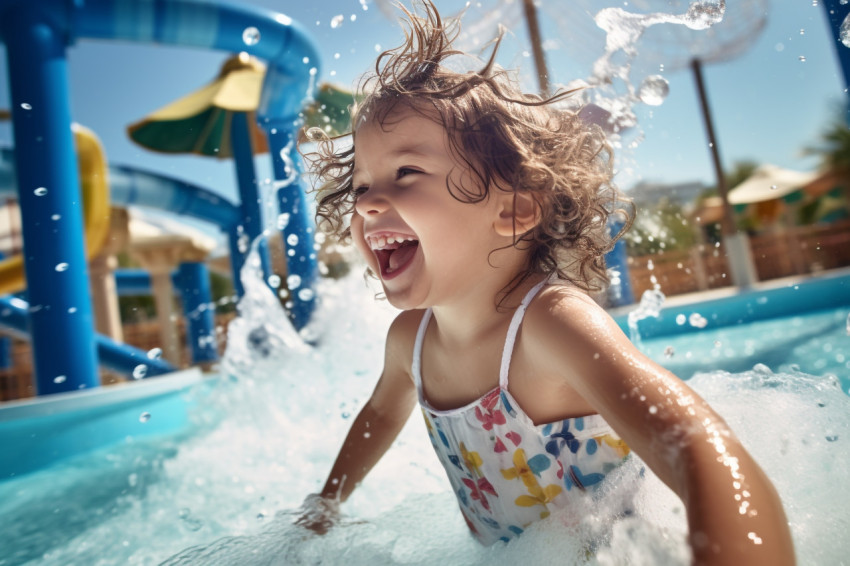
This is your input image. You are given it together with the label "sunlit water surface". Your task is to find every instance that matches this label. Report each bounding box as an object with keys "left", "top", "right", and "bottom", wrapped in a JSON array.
[{"left": 0, "top": 267, "right": 848, "bottom": 566}]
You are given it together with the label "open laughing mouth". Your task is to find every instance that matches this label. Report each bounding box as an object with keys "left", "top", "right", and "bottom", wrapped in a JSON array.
[{"left": 367, "top": 232, "right": 420, "bottom": 280}]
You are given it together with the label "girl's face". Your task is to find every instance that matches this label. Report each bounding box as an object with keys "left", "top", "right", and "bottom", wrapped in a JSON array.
[{"left": 350, "top": 108, "right": 507, "bottom": 310}]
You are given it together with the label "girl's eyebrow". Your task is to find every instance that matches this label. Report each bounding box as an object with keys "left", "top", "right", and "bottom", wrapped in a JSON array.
[{"left": 352, "top": 142, "right": 440, "bottom": 179}]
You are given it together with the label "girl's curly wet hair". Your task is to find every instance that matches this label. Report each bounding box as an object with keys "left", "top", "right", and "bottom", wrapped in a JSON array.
[{"left": 305, "top": 0, "right": 634, "bottom": 298}]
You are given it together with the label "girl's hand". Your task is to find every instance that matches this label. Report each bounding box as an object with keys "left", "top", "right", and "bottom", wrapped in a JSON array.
[{"left": 294, "top": 493, "right": 340, "bottom": 535}]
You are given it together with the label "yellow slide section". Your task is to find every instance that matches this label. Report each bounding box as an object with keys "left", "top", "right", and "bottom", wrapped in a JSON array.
[{"left": 0, "top": 118, "right": 110, "bottom": 294}]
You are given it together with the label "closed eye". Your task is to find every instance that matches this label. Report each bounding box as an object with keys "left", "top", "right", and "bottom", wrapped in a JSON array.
[
  {"left": 396, "top": 167, "right": 422, "bottom": 180},
  {"left": 353, "top": 185, "right": 369, "bottom": 197}
]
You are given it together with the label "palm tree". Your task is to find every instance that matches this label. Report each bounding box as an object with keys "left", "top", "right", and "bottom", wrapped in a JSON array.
[{"left": 804, "top": 102, "right": 850, "bottom": 172}]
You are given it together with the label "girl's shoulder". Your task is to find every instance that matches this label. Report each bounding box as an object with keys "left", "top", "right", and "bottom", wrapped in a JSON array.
[
  {"left": 383, "top": 309, "right": 427, "bottom": 371},
  {"left": 523, "top": 282, "right": 624, "bottom": 350}
]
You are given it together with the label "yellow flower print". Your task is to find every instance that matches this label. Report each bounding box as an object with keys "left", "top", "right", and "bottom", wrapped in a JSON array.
[
  {"left": 500, "top": 448, "right": 562, "bottom": 517},
  {"left": 460, "top": 442, "right": 484, "bottom": 478},
  {"left": 596, "top": 434, "right": 630, "bottom": 458}
]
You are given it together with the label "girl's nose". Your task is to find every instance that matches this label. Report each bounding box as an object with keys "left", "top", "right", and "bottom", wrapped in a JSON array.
[{"left": 353, "top": 187, "right": 389, "bottom": 216}]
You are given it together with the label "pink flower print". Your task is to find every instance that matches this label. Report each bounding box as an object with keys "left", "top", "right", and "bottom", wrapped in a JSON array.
[
  {"left": 493, "top": 437, "right": 508, "bottom": 453},
  {"left": 462, "top": 477, "right": 498, "bottom": 511},
  {"left": 505, "top": 431, "right": 522, "bottom": 446},
  {"left": 475, "top": 390, "right": 506, "bottom": 431}
]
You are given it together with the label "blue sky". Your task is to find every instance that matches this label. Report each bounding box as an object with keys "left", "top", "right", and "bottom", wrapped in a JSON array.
[{"left": 0, "top": 0, "right": 845, "bottom": 221}]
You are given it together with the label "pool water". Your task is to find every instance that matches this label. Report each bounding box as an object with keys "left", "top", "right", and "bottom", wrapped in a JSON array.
[
  {"left": 641, "top": 305, "right": 850, "bottom": 392},
  {"left": 0, "top": 271, "right": 848, "bottom": 566}
]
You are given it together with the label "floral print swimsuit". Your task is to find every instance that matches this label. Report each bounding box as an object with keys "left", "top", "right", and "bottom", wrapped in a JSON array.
[{"left": 413, "top": 280, "right": 633, "bottom": 545}]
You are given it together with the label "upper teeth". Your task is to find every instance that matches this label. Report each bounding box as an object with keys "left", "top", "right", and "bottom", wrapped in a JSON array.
[{"left": 368, "top": 234, "right": 416, "bottom": 250}]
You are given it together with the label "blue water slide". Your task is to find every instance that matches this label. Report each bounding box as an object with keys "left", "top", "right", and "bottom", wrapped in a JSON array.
[
  {"left": 0, "top": 151, "right": 240, "bottom": 229},
  {"left": 0, "top": 152, "right": 234, "bottom": 368},
  {"left": 70, "top": 0, "right": 321, "bottom": 328},
  {"left": 0, "top": 0, "right": 319, "bottom": 394},
  {"left": 0, "top": 295, "right": 176, "bottom": 377}
]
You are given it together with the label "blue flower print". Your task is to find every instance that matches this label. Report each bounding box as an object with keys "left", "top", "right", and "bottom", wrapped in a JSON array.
[
  {"left": 545, "top": 420, "right": 581, "bottom": 457},
  {"left": 564, "top": 465, "right": 605, "bottom": 492}
]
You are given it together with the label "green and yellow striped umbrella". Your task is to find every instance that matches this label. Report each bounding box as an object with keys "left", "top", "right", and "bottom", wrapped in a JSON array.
[{"left": 127, "top": 52, "right": 353, "bottom": 158}]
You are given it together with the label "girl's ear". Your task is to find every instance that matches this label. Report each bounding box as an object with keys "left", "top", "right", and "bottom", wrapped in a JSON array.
[{"left": 494, "top": 190, "right": 541, "bottom": 237}]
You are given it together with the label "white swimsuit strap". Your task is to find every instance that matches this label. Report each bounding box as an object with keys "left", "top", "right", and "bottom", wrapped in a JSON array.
[
  {"left": 412, "top": 278, "right": 548, "bottom": 396},
  {"left": 411, "top": 308, "right": 432, "bottom": 393},
  {"left": 499, "top": 278, "right": 549, "bottom": 389}
]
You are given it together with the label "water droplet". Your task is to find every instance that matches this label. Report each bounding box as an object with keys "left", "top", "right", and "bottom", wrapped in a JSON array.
[
  {"left": 638, "top": 75, "right": 669, "bottom": 106},
  {"left": 237, "top": 234, "right": 249, "bottom": 254},
  {"left": 287, "top": 274, "right": 302, "bottom": 289},
  {"left": 298, "top": 288, "right": 315, "bottom": 301},
  {"left": 20, "top": 102, "right": 32, "bottom": 110},
  {"left": 683, "top": 0, "right": 726, "bottom": 30},
  {"left": 34, "top": 187, "right": 47, "bottom": 196},
  {"left": 374, "top": 43, "right": 382, "bottom": 52},
  {"left": 146, "top": 347, "right": 162, "bottom": 360},
  {"left": 841, "top": 13, "right": 850, "bottom": 48},
  {"left": 825, "top": 435, "right": 838, "bottom": 442},
  {"left": 132, "top": 364, "right": 148, "bottom": 379},
  {"left": 302, "top": 56, "right": 310, "bottom": 64},
  {"left": 287, "top": 234, "right": 299, "bottom": 246},
  {"left": 53, "top": 375, "right": 66, "bottom": 384},
  {"left": 55, "top": 262, "right": 69, "bottom": 272},
  {"left": 341, "top": 411, "right": 351, "bottom": 419},
  {"left": 51, "top": 214, "right": 61, "bottom": 221},
  {"left": 676, "top": 313, "right": 687, "bottom": 325},
  {"left": 800, "top": 28, "right": 805, "bottom": 35},
  {"left": 798, "top": 55, "right": 806, "bottom": 62},
  {"left": 688, "top": 312, "right": 708, "bottom": 328},
  {"left": 330, "top": 14, "right": 344, "bottom": 28},
  {"left": 845, "top": 312, "right": 850, "bottom": 335},
  {"left": 242, "top": 26, "right": 260, "bottom": 46},
  {"left": 128, "top": 473, "right": 138, "bottom": 487},
  {"left": 664, "top": 346, "right": 675, "bottom": 358},
  {"left": 648, "top": 405, "right": 658, "bottom": 414},
  {"left": 268, "top": 274, "right": 281, "bottom": 288},
  {"left": 770, "top": 184, "right": 778, "bottom": 190},
  {"left": 139, "top": 412, "right": 151, "bottom": 423}
]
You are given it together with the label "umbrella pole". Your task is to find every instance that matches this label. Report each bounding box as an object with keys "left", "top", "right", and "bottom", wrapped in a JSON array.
[
  {"left": 690, "top": 58, "right": 758, "bottom": 289},
  {"left": 230, "top": 111, "right": 272, "bottom": 294}
]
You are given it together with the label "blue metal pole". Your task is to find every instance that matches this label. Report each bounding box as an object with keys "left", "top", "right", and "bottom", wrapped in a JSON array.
[
  {"left": 230, "top": 111, "right": 271, "bottom": 294},
  {"left": 1, "top": 5, "right": 99, "bottom": 394},
  {"left": 0, "top": 337, "right": 11, "bottom": 370},
  {"left": 176, "top": 262, "right": 218, "bottom": 364},
  {"left": 821, "top": 0, "right": 850, "bottom": 122},
  {"left": 604, "top": 220, "right": 635, "bottom": 307},
  {"left": 267, "top": 126, "right": 317, "bottom": 329}
]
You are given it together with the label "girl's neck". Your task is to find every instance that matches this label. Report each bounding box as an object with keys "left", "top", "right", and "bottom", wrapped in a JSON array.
[{"left": 428, "top": 268, "right": 544, "bottom": 347}]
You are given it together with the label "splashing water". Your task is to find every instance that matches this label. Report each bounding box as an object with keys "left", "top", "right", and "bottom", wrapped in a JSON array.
[
  {"left": 841, "top": 13, "right": 850, "bottom": 48},
  {"left": 627, "top": 288, "right": 666, "bottom": 345},
  {"left": 637, "top": 75, "right": 670, "bottom": 105},
  {"left": 242, "top": 26, "right": 260, "bottom": 46},
  {"left": 1, "top": 250, "right": 849, "bottom": 565},
  {"left": 579, "top": 1, "right": 725, "bottom": 135}
]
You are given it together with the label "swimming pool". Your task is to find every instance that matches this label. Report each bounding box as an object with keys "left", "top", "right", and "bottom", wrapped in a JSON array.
[{"left": 0, "top": 270, "right": 848, "bottom": 565}]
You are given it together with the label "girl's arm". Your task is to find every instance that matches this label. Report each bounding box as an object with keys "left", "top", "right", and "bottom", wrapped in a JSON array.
[
  {"left": 524, "top": 289, "right": 795, "bottom": 566},
  {"left": 298, "top": 311, "right": 420, "bottom": 531}
]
